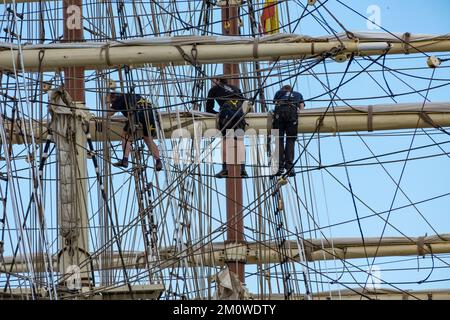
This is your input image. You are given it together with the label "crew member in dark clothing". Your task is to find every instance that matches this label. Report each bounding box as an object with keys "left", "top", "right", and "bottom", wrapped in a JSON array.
[
  {"left": 272, "top": 85, "right": 304, "bottom": 177},
  {"left": 206, "top": 76, "right": 247, "bottom": 178},
  {"left": 107, "top": 92, "right": 162, "bottom": 171}
]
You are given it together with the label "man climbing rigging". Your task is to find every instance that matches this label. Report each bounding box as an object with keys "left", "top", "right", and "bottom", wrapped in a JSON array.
[
  {"left": 107, "top": 91, "right": 163, "bottom": 171},
  {"left": 272, "top": 84, "right": 304, "bottom": 177},
  {"left": 206, "top": 75, "right": 248, "bottom": 178}
]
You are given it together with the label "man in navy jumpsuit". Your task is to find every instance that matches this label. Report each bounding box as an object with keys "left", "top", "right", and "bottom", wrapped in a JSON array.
[{"left": 273, "top": 85, "right": 305, "bottom": 177}]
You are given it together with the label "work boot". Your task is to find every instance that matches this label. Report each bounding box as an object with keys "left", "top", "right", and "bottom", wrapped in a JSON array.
[
  {"left": 286, "top": 167, "right": 296, "bottom": 177},
  {"left": 215, "top": 163, "right": 228, "bottom": 179},
  {"left": 240, "top": 164, "right": 248, "bottom": 178},
  {"left": 155, "top": 158, "right": 163, "bottom": 171},
  {"left": 112, "top": 158, "right": 128, "bottom": 168}
]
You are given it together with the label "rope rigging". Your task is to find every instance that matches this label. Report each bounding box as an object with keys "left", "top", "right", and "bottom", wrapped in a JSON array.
[{"left": 0, "top": 0, "right": 449, "bottom": 301}]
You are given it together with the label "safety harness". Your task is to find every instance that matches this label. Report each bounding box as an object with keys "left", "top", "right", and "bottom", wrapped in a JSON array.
[{"left": 274, "top": 92, "right": 300, "bottom": 123}]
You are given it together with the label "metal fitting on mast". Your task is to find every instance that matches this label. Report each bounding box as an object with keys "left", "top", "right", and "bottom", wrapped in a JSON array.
[{"left": 427, "top": 56, "right": 441, "bottom": 68}]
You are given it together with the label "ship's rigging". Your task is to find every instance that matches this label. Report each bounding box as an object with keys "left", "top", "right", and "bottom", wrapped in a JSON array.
[{"left": 0, "top": 0, "right": 449, "bottom": 300}]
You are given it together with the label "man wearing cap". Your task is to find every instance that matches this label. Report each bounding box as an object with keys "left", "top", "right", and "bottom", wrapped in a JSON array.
[
  {"left": 206, "top": 76, "right": 248, "bottom": 178},
  {"left": 272, "top": 84, "right": 304, "bottom": 177}
]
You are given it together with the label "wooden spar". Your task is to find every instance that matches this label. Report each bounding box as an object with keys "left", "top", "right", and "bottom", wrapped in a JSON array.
[
  {"left": 0, "top": 285, "right": 448, "bottom": 300},
  {"left": 3, "top": 234, "right": 450, "bottom": 272},
  {"left": 0, "top": 284, "right": 164, "bottom": 300},
  {"left": 0, "top": 282, "right": 447, "bottom": 300},
  {"left": 0, "top": 37, "right": 449, "bottom": 71},
  {"left": 4, "top": 103, "right": 450, "bottom": 144},
  {"left": 268, "top": 288, "right": 450, "bottom": 300},
  {"left": 1, "top": 0, "right": 42, "bottom": 3}
]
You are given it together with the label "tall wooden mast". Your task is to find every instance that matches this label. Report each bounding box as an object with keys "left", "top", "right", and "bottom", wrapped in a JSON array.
[
  {"left": 63, "top": 0, "right": 85, "bottom": 103},
  {"left": 56, "top": 0, "right": 90, "bottom": 290},
  {"left": 221, "top": 1, "right": 246, "bottom": 284}
]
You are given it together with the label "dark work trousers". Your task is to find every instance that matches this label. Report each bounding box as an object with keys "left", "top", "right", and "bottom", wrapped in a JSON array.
[{"left": 273, "top": 120, "right": 298, "bottom": 170}]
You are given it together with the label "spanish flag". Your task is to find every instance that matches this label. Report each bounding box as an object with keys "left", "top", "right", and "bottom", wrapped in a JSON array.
[{"left": 260, "top": 0, "right": 279, "bottom": 35}]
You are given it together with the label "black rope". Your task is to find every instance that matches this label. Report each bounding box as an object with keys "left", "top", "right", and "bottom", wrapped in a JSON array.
[{"left": 82, "top": 120, "right": 135, "bottom": 298}]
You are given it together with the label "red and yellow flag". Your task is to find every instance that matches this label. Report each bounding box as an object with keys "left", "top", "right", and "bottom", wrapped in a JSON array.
[{"left": 260, "top": 0, "right": 279, "bottom": 35}]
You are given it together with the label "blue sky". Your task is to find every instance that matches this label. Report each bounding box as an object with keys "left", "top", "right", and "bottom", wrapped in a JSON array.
[{"left": 305, "top": 0, "right": 450, "bottom": 34}]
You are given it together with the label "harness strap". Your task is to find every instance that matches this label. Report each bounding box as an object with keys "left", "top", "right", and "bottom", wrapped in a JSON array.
[{"left": 222, "top": 99, "right": 242, "bottom": 111}]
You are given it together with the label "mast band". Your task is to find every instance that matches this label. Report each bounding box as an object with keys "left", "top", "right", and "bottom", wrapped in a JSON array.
[
  {"left": 367, "top": 105, "right": 373, "bottom": 132},
  {"left": 253, "top": 39, "right": 259, "bottom": 59},
  {"left": 101, "top": 44, "right": 112, "bottom": 66}
]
